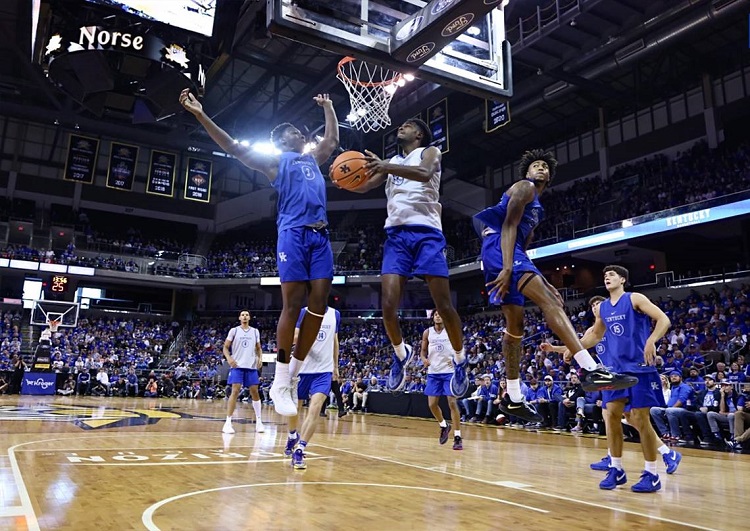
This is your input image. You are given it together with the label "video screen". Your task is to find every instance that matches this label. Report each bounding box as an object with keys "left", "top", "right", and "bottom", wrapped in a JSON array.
[{"left": 84, "top": 0, "right": 216, "bottom": 37}]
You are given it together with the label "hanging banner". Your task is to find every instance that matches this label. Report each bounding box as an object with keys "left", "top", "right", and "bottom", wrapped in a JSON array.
[
  {"left": 146, "top": 150, "right": 177, "bottom": 197},
  {"left": 184, "top": 157, "right": 212, "bottom": 202},
  {"left": 428, "top": 98, "right": 449, "bottom": 153},
  {"left": 106, "top": 142, "right": 139, "bottom": 191},
  {"left": 485, "top": 100, "right": 511, "bottom": 132},
  {"left": 63, "top": 134, "right": 99, "bottom": 184}
]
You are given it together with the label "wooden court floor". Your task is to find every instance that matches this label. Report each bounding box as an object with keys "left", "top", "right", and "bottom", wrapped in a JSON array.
[{"left": 1, "top": 395, "right": 745, "bottom": 531}]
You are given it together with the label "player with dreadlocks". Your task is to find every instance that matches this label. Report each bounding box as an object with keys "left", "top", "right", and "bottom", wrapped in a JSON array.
[{"left": 474, "top": 149, "right": 637, "bottom": 423}]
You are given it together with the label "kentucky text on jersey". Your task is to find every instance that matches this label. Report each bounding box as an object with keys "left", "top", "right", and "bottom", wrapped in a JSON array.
[{"left": 599, "top": 292, "right": 653, "bottom": 373}]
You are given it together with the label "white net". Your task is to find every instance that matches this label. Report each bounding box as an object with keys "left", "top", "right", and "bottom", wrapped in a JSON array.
[{"left": 337, "top": 57, "right": 404, "bottom": 133}]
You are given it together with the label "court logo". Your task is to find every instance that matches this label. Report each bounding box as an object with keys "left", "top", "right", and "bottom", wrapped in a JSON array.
[
  {"left": 406, "top": 42, "right": 436, "bottom": 63},
  {"left": 0, "top": 404, "right": 196, "bottom": 430},
  {"left": 442, "top": 13, "right": 474, "bottom": 37},
  {"left": 396, "top": 16, "right": 424, "bottom": 41}
]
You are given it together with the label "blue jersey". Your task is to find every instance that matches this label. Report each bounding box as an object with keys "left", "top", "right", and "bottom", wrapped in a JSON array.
[
  {"left": 599, "top": 292, "right": 653, "bottom": 373},
  {"left": 593, "top": 333, "right": 609, "bottom": 367},
  {"left": 272, "top": 152, "right": 327, "bottom": 232},
  {"left": 473, "top": 180, "right": 544, "bottom": 251}
]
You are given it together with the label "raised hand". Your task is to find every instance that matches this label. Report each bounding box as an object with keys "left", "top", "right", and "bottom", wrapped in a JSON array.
[
  {"left": 179, "top": 89, "right": 203, "bottom": 116},
  {"left": 313, "top": 93, "right": 333, "bottom": 107}
]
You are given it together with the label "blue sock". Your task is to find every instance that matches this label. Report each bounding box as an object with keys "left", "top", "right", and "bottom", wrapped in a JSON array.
[{"left": 299, "top": 440, "right": 307, "bottom": 449}]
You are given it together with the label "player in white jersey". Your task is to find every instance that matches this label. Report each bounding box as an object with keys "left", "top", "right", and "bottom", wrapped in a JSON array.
[
  {"left": 421, "top": 310, "right": 463, "bottom": 450},
  {"left": 285, "top": 306, "right": 340, "bottom": 469},
  {"left": 222, "top": 310, "right": 264, "bottom": 434},
  {"left": 345, "top": 119, "right": 468, "bottom": 396}
]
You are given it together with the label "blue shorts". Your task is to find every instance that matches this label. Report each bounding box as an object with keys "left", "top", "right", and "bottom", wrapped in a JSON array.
[
  {"left": 227, "top": 368, "right": 260, "bottom": 387},
  {"left": 481, "top": 233, "right": 541, "bottom": 306},
  {"left": 602, "top": 371, "right": 664, "bottom": 412},
  {"left": 277, "top": 227, "right": 334, "bottom": 283},
  {"left": 425, "top": 373, "right": 452, "bottom": 397},
  {"left": 297, "top": 372, "right": 332, "bottom": 400},
  {"left": 382, "top": 225, "right": 449, "bottom": 278}
]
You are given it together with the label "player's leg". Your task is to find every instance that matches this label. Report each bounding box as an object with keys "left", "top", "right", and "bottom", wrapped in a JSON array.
[
  {"left": 270, "top": 280, "right": 307, "bottom": 416},
  {"left": 447, "top": 395, "right": 463, "bottom": 450},
  {"left": 426, "top": 374, "right": 451, "bottom": 445},
  {"left": 599, "top": 399, "right": 627, "bottom": 490},
  {"left": 625, "top": 408, "right": 663, "bottom": 492},
  {"left": 294, "top": 373, "right": 332, "bottom": 470},
  {"left": 519, "top": 273, "right": 637, "bottom": 392},
  {"left": 285, "top": 402, "right": 303, "bottom": 456},
  {"left": 292, "top": 277, "right": 332, "bottom": 368},
  {"left": 223, "top": 381, "right": 242, "bottom": 434},
  {"left": 382, "top": 272, "right": 412, "bottom": 391},
  {"left": 299, "top": 392, "right": 328, "bottom": 446},
  {"left": 496, "top": 304, "right": 543, "bottom": 422},
  {"left": 248, "top": 382, "right": 265, "bottom": 433},
  {"left": 590, "top": 406, "right": 613, "bottom": 470}
]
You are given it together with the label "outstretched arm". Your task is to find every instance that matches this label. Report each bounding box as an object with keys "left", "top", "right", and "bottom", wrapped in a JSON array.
[
  {"left": 312, "top": 94, "right": 340, "bottom": 165},
  {"left": 363, "top": 146, "right": 441, "bottom": 183},
  {"left": 179, "top": 89, "right": 278, "bottom": 180}
]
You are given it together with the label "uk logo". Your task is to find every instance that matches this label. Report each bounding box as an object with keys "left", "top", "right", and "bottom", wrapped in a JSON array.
[
  {"left": 391, "top": 175, "right": 404, "bottom": 185},
  {"left": 278, "top": 252, "right": 287, "bottom": 262}
]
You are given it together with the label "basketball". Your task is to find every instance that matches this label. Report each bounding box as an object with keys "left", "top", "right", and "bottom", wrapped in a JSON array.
[{"left": 331, "top": 150, "right": 369, "bottom": 191}]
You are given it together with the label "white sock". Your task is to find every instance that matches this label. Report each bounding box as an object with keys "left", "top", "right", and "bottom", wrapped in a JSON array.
[
  {"left": 607, "top": 449, "right": 612, "bottom": 458},
  {"left": 439, "top": 420, "right": 447, "bottom": 428},
  {"left": 454, "top": 348, "right": 466, "bottom": 364},
  {"left": 506, "top": 379, "right": 523, "bottom": 402},
  {"left": 225, "top": 416, "right": 232, "bottom": 423},
  {"left": 252, "top": 400, "right": 262, "bottom": 422},
  {"left": 289, "top": 357, "right": 302, "bottom": 378},
  {"left": 657, "top": 444, "right": 670, "bottom": 456},
  {"left": 274, "top": 362, "right": 290, "bottom": 387},
  {"left": 455, "top": 430, "right": 461, "bottom": 437},
  {"left": 393, "top": 342, "right": 407, "bottom": 361},
  {"left": 610, "top": 456, "right": 623, "bottom": 470},
  {"left": 573, "top": 350, "right": 599, "bottom": 371},
  {"left": 645, "top": 460, "right": 658, "bottom": 475}
]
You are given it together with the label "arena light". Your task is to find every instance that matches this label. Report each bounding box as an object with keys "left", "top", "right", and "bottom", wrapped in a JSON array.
[
  {"left": 403, "top": 73, "right": 415, "bottom": 82},
  {"left": 260, "top": 277, "right": 281, "bottom": 286},
  {"left": 252, "top": 142, "right": 280, "bottom": 155}
]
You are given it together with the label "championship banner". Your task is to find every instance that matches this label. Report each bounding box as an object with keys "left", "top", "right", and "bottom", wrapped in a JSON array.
[
  {"left": 485, "top": 100, "right": 511, "bottom": 133},
  {"left": 106, "top": 142, "right": 139, "bottom": 191},
  {"left": 184, "top": 157, "right": 212, "bottom": 202},
  {"left": 146, "top": 150, "right": 177, "bottom": 197},
  {"left": 63, "top": 134, "right": 99, "bottom": 184},
  {"left": 383, "top": 126, "right": 400, "bottom": 159},
  {"left": 428, "top": 98, "right": 449, "bottom": 154}
]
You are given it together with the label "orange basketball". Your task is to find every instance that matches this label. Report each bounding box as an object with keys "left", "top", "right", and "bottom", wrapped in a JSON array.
[{"left": 331, "top": 150, "right": 369, "bottom": 191}]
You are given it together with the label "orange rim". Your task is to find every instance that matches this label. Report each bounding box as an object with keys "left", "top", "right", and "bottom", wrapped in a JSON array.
[{"left": 337, "top": 56, "right": 403, "bottom": 89}]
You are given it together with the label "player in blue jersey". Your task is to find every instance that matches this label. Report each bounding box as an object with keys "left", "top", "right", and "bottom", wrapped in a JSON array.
[
  {"left": 342, "top": 119, "right": 468, "bottom": 396},
  {"left": 180, "top": 89, "right": 339, "bottom": 417},
  {"left": 575, "top": 265, "right": 678, "bottom": 492},
  {"left": 474, "top": 149, "right": 637, "bottom": 423},
  {"left": 542, "top": 294, "right": 681, "bottom": 480}
]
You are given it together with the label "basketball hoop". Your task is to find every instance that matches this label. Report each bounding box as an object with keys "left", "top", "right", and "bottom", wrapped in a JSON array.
[{"left": 336, "top": 56, "right": 405, "bottom": 133}]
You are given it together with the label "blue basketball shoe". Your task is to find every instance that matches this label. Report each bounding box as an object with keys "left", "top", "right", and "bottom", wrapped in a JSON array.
[
  {"left": 631, "top": 471, "right": 661, "bottom": 493},
  {"left": 450, "top": 359, "right": 469, "bottom": 397},
  {"left": 599, "top": 467, "right": 627, "bottom": 490},
  {"left": 590, "top": 455, "right": 611, "bottom": 471},
  {"left": 663, "top": 449, "right": 682, "bottom": 474},
  {"left": 292, "top": 448, "right": 306, "bottom": 470},
  {"left": 387, "top": 344, "right": 413, "bottom": 391},
  {"left": 284, "top": 432, "right": 300, "bottom": 456}
]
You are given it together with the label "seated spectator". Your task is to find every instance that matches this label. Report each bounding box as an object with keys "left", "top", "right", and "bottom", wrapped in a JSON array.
[
  {"left": 650, "top": 371, "right": 693, "bottom": 441},
  {"left": 538, "top": 375, "right": 562, "bottom": 429},
  {"left": 351, "top": 377, "right": 369, "bottom": 412},
  {"left": 732, "top": 384, "right": 750, "bottom": 450},
  {"left": 57, "top": 376, "right": 76, "bottom": 396},
  {"left": 144, "top": 378, "right": 158, "bottom": 397},
  {"left": 556, "top": 373, "right": 584, "bottom": 431},
  {"left": 694, "top": 375, "right": 721, "bottom": 445},
  {"left": 125, "top": 369, "right": 139, "bottom": 397},
  {"left": 96, "top": 369, "right": 111, "bottom": 396},
  {"left": 460, "top": 376, "right": 482, "bottom": 422},
  {"left": 76, "top": 369, "right": 91, "bottom": 396},
  {"left": 708, "top": 380, "right": 737, "bottom": 446},
  {"left": 475, "top": 375, "right": 498, "bottom": 424}
]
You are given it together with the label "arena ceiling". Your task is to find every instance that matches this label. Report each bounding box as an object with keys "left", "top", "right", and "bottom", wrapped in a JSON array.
[{"left": 1, "top": 0, "right": 748, "bottom": 193}]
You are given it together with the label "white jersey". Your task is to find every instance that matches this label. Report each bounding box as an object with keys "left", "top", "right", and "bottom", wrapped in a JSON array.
[
  {"left": 427, "top": 326, "right": 453, "bottom": 375},
  {"left": 384, "top": 147, "right": 442, "bottom": 230},
  {"left": 226, "top": 325, "right": 260, "bottom": 369},
  {"left": 298, "top": 307, "right": 339, "bottom": 374}
]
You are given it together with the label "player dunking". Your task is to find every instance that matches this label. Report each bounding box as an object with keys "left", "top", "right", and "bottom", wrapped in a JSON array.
[
  {"left": 344, "top": 119, "right": 468, "bottom": 395},
  {"left": 284, "top": 306, "right": 340, "bottom": 469},
  {"left": 474, "top": 149, "right": 637, "bottom": 423},
  {"left": 554, "top": 267, "right": 680, "bottom": 492},
  {"left": 421, "top": 310, "right": 463, "bottom": 450},
  {"left": 180, "top": 89, "right": 339, "bottom": 417},
  {"left": 222, "top": 310, "right": 264, "bottom": 434},
  {"left": 542, "top": 295, "right": 682, "bottom": 479}
]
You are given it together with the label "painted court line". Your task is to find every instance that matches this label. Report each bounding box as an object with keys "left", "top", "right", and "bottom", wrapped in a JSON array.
[
  {"left": 316, "top": 444, "right": 718, "bottom": 530},
  {"left": 70, "top": 457, "right": 332, "bottom": 466},
  {"left": 142, "top": 481, "right": 545, "bottom": 530},
  {"left": 0, "top": 506, "right": 26, "bottom": 517}
]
